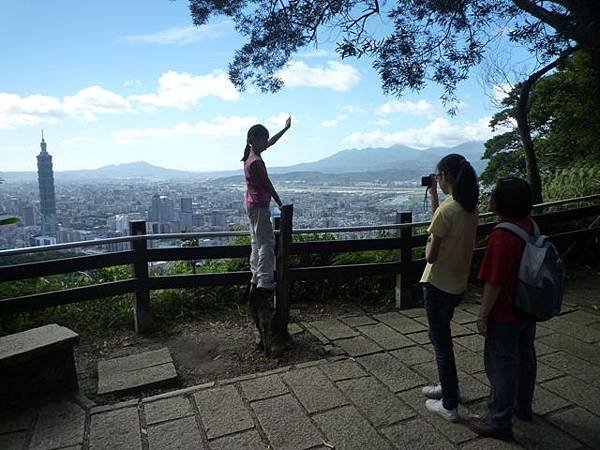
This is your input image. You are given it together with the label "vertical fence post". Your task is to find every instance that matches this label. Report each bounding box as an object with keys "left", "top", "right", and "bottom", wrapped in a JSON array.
[
  {"left": 129, "top": 220, "right": 152, "bottom": 333},
  {"left": 273, "top": 204, "right": 293, "bottom": 341},
  {"left": 395, "top": 212, "right": 413, "bottom": 309}
]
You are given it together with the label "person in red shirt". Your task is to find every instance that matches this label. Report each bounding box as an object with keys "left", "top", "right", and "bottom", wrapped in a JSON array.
[{"left": 470, "top": 177, "right": 537, "bottom": 442}]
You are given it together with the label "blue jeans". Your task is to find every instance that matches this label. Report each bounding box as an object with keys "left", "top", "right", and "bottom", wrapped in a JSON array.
[
  {"left": 423, "top": 283, "right": 463, "bottom": 410},
  {"left": 485, "top": 320, "right": 537, "bottom": 429}
]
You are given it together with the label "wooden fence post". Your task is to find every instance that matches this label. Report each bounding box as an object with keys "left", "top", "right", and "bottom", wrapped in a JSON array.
[
  {"left": 272, "top": 205, "right": 293, "bottom": 342},
  {"left": 395, "top": 212, "right": 413, "bottom": 309},
  {"left": 129, "top": 220, "right": 152, "bottom": 333}
]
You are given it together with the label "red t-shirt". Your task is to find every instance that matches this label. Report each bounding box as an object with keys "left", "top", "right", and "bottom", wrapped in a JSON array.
[{"left": 478, "top": 217, "right": 534, "bottom": 323}]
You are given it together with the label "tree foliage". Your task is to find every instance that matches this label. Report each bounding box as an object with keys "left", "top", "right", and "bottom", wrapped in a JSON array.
[
  {"left": 189, "top": 0, "right": 600, "bottom": 103},
  {"left": 482, "top": 51, "right": 600, "bottom": 187}
]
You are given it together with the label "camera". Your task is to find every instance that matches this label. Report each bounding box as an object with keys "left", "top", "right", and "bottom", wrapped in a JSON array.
[{"left": 421, "top": 174, "right": 435, "bottom": 187}]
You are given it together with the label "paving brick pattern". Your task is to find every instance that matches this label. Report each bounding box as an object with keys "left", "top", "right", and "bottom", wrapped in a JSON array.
[{"left": 6, "top": 305, "right": 600, "bottom": 449}]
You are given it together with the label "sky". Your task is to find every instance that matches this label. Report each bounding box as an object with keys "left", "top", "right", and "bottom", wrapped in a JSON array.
[{"left": 0, "top": 0, "right": 529, "bottom": 172}]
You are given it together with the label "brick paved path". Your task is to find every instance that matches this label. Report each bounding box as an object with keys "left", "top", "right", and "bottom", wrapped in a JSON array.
[{"left": 2, "top": 304, "right": 600, "bottom": 449}]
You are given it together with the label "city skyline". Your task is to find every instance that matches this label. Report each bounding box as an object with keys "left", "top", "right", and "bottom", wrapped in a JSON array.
[{"left": 0, "top": 1, "right": 529, "bottom": 173}]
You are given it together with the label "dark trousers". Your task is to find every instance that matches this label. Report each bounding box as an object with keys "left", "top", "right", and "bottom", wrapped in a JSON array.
[
  {"left": 423, "top": 283, "right": 463, "bottom": 410},
  {"left": 485, "top": 320, "right": 537, "bottom": 429}
]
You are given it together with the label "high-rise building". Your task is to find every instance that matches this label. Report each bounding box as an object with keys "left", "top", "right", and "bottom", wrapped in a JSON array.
[
  {"left": 180, "top": 197, "right": 193, "bottom": 230},
  {"left": 22, "top": 205, "right": 35, "bottom": 227},
  {"left": 149, "top": 194, "right": 161, "bottom": 222},
  {"left": 37, "top": 132, "right": 57, "bottom": 236}
]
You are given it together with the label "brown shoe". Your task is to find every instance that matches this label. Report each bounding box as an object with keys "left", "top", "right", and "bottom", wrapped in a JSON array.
[{"left": 469, "top": 416, "right": 514, "bottom": 442}]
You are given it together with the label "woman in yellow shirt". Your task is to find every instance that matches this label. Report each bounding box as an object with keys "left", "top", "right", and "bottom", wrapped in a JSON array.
[{"left": 420, "top": 153, "right": 479, "bottom": 422}]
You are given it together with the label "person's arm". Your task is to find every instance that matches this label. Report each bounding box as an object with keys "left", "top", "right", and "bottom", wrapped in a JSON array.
[
  {"left": 254, "top": 161, "right": 283, "bottom": 207},
  {"left": 425, "top": 234, "right": 442, "bottom": 264},
  {"left": 266, "top": 116, "right": 291, "bottom": 149},
  {"left": 429, "top": 174, "right": 440, "bottom": 213},
  {"left": 477, "top": 282, "right": 501, "bottom": 336}
]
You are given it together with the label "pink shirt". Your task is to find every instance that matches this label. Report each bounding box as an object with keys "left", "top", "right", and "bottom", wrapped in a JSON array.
[{"left": 244, "top": 151, "right": 271, "bottom": 208}]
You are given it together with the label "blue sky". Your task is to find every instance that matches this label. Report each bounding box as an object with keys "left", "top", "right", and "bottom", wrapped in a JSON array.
[{"left": 0, "top": 0, "right": 528, "bottom": 172}]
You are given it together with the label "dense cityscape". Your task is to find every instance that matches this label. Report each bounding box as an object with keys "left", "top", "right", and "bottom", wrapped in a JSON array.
[{"left": 0, "top": 138, "right": 431, "bottom": 252}]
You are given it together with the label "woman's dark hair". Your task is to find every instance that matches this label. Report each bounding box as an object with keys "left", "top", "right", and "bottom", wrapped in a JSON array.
[
  {"left": 491, "top": 177, "right": 533, "bottom": 218},
  {"left": 241, "top": 124, "right": 269, "bottom": 161},
  {"left": 437, "top": 153, "right": 479, "bottom": 213}
]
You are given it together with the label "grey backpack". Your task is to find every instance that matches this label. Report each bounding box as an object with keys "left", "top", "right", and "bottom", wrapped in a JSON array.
[{"left": 494, "top": 221, "right": 566, "bottom": 321}]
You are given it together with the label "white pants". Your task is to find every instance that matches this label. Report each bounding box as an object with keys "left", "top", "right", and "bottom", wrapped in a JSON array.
[{"left": 246, "top": 206, "right": 275, "bottom": 289}]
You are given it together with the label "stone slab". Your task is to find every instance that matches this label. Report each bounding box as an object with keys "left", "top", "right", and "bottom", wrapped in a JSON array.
[
  {"left": 147, "top": 416, "right": 205, "bottom": 450},
  {"left": 97, "top": 348, "right": 178, "bottom": 395},
  {"left": 313, "top": 405, "right": 393, "bottom": 450},
  {"left": 282, "top": 367, "right": 347, "bottom": 413},
  {"left": 240, "top": 374, "right": 289, "bottom": 402},
  {"left": 0, "top": 407, "right": 36, "bottom": 434},
  {"left": 0, "top": 432, "right": 28, "bottom": 450},
  {"left": 513, "top": 413, "right": 580, "bottom": 450},
  {"left": 339, "top": 315, "right": 378, "bottom": 327},
  {"left": 335, "top": 336, "right": 383, "bottom": 357},
  {"left": 536, "top": 361, "right": 564, "bottom": 383},
  {"left": 560, "top": 310, "right": 600, "bottom": 326},
  {"left": 309, "top": 319, "right": 360, "bottom": 341},
  {"left": 30, "top": 400, "right": 85, "bottom": 450},
  {"left": 320, "top": 359, "right": 368, "bottom": 382},
  {"left": 543, "top": 316, "right": 600, "bottom": 343},
  {"left": 194, "top": 385, "right": 254, "bottom": 439},
  {"left": 533, "top": 386, "right": 572, "bottom": 415},
  {"left": 548, "top": 407, "right": 600, "bottom": 449},
  {"left": 399, "top": 387, "right": 477, "bottom": 444},
  {"left": 454, "top": 346, "right": 485, "bottom": 374},
  {"left": 407, "top": 331, "right": 431, "bottom": 345},
  {"left": 452, "top": 309, "right": 478, "bottom": 324},
  {"left": 461, "top": 438, "right": 523, "bottom": 449},
  {"left": 89, "top": 407, "right": 141, "bottom": 450},
  {"left": 252, "top": 394, "right": 322, "bottom": 450},
  {"left": 451, "top": 321, "right": 476, "bottom": 337},
  {"left": 543, "top": 375, "right": 600, "bottom": 416},
  {"left": 0, "top": 324, "right": 78, "bottom": 363},
  {"left": 454, "top": 334, "right": 485, "bottom": 353},
  {"left": 539, "top": 334, "right": 600, "bottom": 365},
  {"left": 540, "top": 351, "right": 600, "bottom": 387},
  {"left": 357, "top": 352, "right": 426, "bottom": 393},
  {"left": 357, "top": 323, "right": 416, "bottom": 350},
  {"left": 144, "top": 396, "right": 194, "bottom": 425},
  {"left": 288, "top": 323, "right": 304, "bottom": 335},
  {"left": 390, "top": 345, "right": 433, "bottom": 367},
  {"left": 399, "top": 307, "right": 427, "bottom": 318},
  {"left": 209, "top": 429, "right": 265, "bottom": 450},
  {"left": 373, "top": 311, "right": 427, "bottom": 334},
  {"left": 337, "top": 376, "right": 416, "bottom": 426},
  {"left": 382, "top": 418, "right": 455, "bottom": 450}
]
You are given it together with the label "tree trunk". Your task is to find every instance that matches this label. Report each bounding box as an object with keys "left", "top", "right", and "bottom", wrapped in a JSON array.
[{"left": 516, "top": 47, "right": 578, "bottom": 204}]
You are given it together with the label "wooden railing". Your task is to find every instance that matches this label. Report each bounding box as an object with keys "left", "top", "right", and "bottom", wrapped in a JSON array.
[{"left": 1, "top": 195, "right": 599, "bottom": 333}]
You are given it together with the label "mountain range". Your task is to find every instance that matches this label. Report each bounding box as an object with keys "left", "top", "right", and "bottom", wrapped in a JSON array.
[{"left": 1, "top": 141, "right": 486, "bottom": 182}]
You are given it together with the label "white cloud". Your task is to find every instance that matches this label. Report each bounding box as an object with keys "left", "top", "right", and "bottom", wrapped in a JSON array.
[
  {"left": 123, "top": 23, "right": 231, "bottom": 46},
  {"left": 368, "top": 119, "right": 391, "bottom": 126},
  {"left": 344, "top": 117, "right": 493, "bottom": 148},
  {"left": 377, "top": 99, "right": 433, "bottom": 116},
  {"left": 129, "top": 70, "right": 239, "bottom": 110},
  {"left": 111, "top": 116, "right": 256, "bottom": 143},
  {"left": 277, "top": 61, "right": 360, "bottom": 91},
  {"left": 266, "top": 113, "right": 294, "bottom": 130},
  {"left": 0, "top": 87, "right": 131, "bottom": 128},
  {"left": 124, "top": 80, "right": 142, "bottom": 87},
  {"left": 298, "top": 49, "right": 331, "bottom": 58}
]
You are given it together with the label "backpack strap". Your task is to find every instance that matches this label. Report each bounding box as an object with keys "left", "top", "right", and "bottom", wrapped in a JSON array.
[{"left": 493, "top": 222, "right": 531, "bottom": 243}]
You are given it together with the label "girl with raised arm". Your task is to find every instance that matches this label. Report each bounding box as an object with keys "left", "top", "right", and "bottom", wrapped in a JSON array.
[{"left": 243, "top": 117, "right": 291, "bottom": 351}]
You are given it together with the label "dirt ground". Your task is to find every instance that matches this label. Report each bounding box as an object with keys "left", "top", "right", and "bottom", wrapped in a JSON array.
[{"left": 75, "top": 262, "right": 599, "bottom": 405}]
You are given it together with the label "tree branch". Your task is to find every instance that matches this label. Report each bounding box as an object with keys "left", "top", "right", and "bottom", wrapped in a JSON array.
[{"left": 512, "top": 0, "right": 573, "bottom": 35}]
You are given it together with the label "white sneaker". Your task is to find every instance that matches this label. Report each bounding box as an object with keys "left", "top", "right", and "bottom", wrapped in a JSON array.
[
  {"left": 425, "top": 399, "right": 458, "bottom": 422},
  {"left": 422, "top": 383, "right": 443, "bottom": 399}
]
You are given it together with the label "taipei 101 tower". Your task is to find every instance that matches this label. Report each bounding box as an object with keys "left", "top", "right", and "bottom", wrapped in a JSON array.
[{"left": 37, "top": 131, "right": 57, "bottom": 236}]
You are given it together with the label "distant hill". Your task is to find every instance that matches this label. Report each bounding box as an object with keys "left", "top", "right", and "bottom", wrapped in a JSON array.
[{"left": 0, "top": 142, "right": 486, "bottom": 182}]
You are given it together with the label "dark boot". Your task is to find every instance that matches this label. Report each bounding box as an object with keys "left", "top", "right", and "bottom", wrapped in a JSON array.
[{"left": 469, "top": 416, "right": 514, "bottom": 442}]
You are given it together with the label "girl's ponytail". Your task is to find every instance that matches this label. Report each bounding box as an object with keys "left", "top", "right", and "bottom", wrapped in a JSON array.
[
  {"left": 241, "top": 143, "right": 251, "bottom": 162},
  {"left": 437, "top": 154, "right": 479, "bottom": 213}
]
